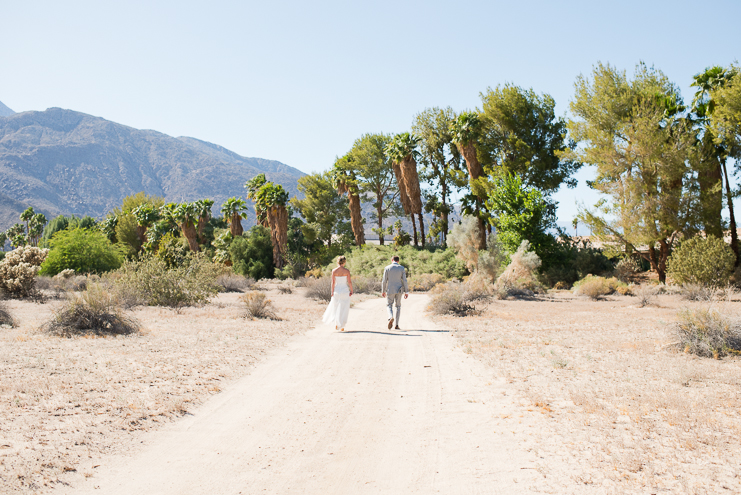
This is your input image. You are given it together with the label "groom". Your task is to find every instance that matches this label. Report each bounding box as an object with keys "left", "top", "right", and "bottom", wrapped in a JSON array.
[{"left": 381, "top": 255, "right": 409, "bottom": 330}]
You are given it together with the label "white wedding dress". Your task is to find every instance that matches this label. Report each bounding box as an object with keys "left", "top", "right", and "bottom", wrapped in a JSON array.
[{"left": 322, "top": 276, "right": 350, "bottom": 329}]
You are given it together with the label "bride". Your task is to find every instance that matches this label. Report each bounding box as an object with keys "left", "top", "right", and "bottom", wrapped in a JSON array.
[{"left": 322, "top": 255, "right": 354, "bottom": 331}]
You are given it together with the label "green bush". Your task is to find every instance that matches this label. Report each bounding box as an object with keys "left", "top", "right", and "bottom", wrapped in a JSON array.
[
  {"left": 39, "top": 228, "right": 125, "bottom": 276},
  {"left": 110, "top": 254, "right": 221, "bottom": 308},
  {"left": 40, "top": 215, "right": 97, "bottom": 247},
  {"left": 667, "top": 236, "right": 734, "bottom": 287},
  {"left": 156, "top": 232, "right": 189, "bottom": 268},
  {"left": 229, "top": 226, "right": 274, "bottom": 280},
  {"left": 330, "top": 245, "right": 467, "bottom": 281}
]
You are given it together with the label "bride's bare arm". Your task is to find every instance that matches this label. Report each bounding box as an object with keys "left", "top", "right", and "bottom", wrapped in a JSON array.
[
  {"left": 331, "top": 270, "right": 336, "bottom": 295},
  {"left": 348, "top": 273, "right": 353, "bottom": 295}
]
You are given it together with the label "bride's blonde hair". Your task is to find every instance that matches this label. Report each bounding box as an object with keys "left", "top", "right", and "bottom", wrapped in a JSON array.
[{"left": 337, "top": 255, "right": 347, "bottom": 265}]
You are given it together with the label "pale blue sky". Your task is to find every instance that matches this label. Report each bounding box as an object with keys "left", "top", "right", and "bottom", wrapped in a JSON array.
[{"left": 2, "top": 0, "right": 740, "bottom": 224}]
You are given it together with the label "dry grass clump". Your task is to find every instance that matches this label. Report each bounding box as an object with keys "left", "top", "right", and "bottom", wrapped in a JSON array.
[
  {"left": 614, "top": 256, "right": 640, "bottom": 282},
  {"left": 36, "top": 271, "right": 89, "bottom": 297},
  {"left": 675, "top": 307, "right": 741, "bottom": 358},
  {"left": 409, "top": 273, "right": 444, "bottom": 292},
  {"left": 241, "top": 291, "right": 279, "bottom": 320},
  {"left": 632, "top": 284, "right": 658, "bottom": 307},
  {"left": 428, "top": 277, "right": 491, "bottom": 316},
  {"left": 0, "top": 246, "right": 48, "bottom": 298},
  {"left": 352, "top": 276, "right": 381, "bottom": 294},
  {"left": 44, "top": 283, "right": 140, "bottom": 337},
  {"left": 572, "top": 275, "right": 625, "bottom": 300},
  {"left": 494, "top": 241, "right": 543, "bottom": 298},
  {"left": 681, "top": 283, "right": 720, "bottom": 301},
  {"left": 304, "top": 276, "right": 332, "bottom": 301},
  {"left": 216, "top": 273, "right": 255, "bottom": 292},
  {"left": 0, "top": 298, "right": 16, "bottom": 327}
]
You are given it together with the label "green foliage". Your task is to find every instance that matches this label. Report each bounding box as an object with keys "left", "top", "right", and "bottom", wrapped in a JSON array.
[
  {"left": 384, "top": 132, "right": 420, "bottom": 163},
  {"left": 110, "top": 192, "right": 165, "bottom": 256},
  {"left": 132, "top": 204, "right": 160, "bottom": 227},
  {"left": 392, "top": 220, "right": 411, "bottom": 248},
  {"left": 291, "top": 171, "right": 353, "bottom": 246},
  {"left": 486, "top": 174, "right": 558, "bottom": 262},
  {"left": 709, "top": 65, "right": 741, "bottom": 153},
  {"left": 330, "top": 245, "right": 467, "bottom": 280},
  {"left": 450, "top": 112, "right": 483, "bottom": 145},
  {"left": 478, "top": 83, "right": 581, "bottom": 192},
  {"left": 156, "top": 232, "right": 190, "bottom": 268},
  {"left": 541, "top": 239, "right": 614, "bottom": 288},
  {"left": 41, "top": 215, "right": 97, "bottom": 247},
  {"left": 229, "top": 226, "right": 274, "bottom": 280},
  {"left": 39, "top": 228, "right": 125, "bottom": 276},
  {"left": 111, "top": 254, "right": 221, "bottom": 308},
  {"left": 667, "top": 235, "right": 734, "bottom": 287}
]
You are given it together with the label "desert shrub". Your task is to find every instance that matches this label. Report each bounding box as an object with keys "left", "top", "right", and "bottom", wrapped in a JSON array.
[
  {"left": 541, "top": 239, "right": 614, "bottom": 287},
  {"left": 44, "top": 283, "right": 140, "bottom": 337},
  {"left": 633, "top": 284, "right": 658, "bottom": 307},
  {"left": 614, "top": 256, "right": 641, "bottom": 282},
  {"left": 495, "top": 241, "right": 543, "bottom": 298},
  {"left": 615, "top": 285, "right": 633, "bottom": 296},
  {"left": 241, "top": 291, "right": 279, "bottom": 320},
  {"left": 573, "top": 275, "right": 626, "bottom": 300},
  {"left": 230, "top": 226, "right": 274, "bottom": 280},
  {"left": 667, "top": 235, "right": 734, "bottom": 287},
  {"left": 409, "top": 273, "right": 444, "bottom": 292},
  {"left": 680, "top": 283, "right": 720, "bottom": 301},
  {"left": 156, "top": 232, "right": 189, "bottom": 268},
  {"left": 446, "top": 217, "right": 506, "bottom": 281},
  {"left": 675, "top": 307, "right": 741, "bottom": 358},
  {"left": 304, "top": 276, "right": 332, "bottom": 301},
  {"left": 36, "top": 272, "right": 89, "bottom": 297},
  {"left": 352, "top": 276, "right": 381, "bottom": 294},
  {"left": 0, "top": 246, "right": 48, "bottom": 298},
  {"left": 0, "top": 298, "right": 16, "bottom": 327},
  {"left": 111, "top": 254, "right": 220, "bottom": 308},
  {"left": 216, "top": 273, "right": 254, "bottom": 292},
  {"left": 334, "top": 244, "right": 466, "bottom": 281},
  {"left": 428, "top": 278, "right": 491, "bottom": 316},
  {"left": 39, "top": 228, "right": 125, "bottom": 276}
]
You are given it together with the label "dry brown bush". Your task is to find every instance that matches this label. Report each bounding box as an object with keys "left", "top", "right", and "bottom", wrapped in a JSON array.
[
  {"left": 614, "top": 256, "right": 640, "bottom": 282},
  {"left": 352, "top": 276, "right": 381, "bottom": 294},
  {"left": 573, "top": 275, "right": 625, "bottom": 300},
  {"left": 216, "top": 273, "right": 255, "bottom": 292},
  {"left": 0, "top": 298, "right": 15, "bottom": 327},
  {"left": 408, "top": 273, "right": 444, "bottom": 292},
  {"left": 494, "top": 241, "right": 543, "bottom": 298},
  {"left": 44, "top": 283, "right": 140, "bottom": 337},
  {"left": 428, "top": 278, "right": 491, "bottom": 316},
  {"left": 241, "top": 291, "right": 279, "bottom": 320},
  {"left": 632, "top": 284, "right": 657, "bottom": 307},
  {"left": 675, "top": 307, "right": 741, "bottom": 358},
  {"left": 278, "top": 284, "right": 293, "bottom": 294},
  {"left": 304, "top": 277, "right": 332, "bottom": 301},
  {"left": 681, "top": 283, "right": 720, "bottom": 302}
]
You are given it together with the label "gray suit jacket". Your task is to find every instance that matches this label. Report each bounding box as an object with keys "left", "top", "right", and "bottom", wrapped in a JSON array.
[{"left": 382, "top": 262, "right": 409, "bottom": 294}]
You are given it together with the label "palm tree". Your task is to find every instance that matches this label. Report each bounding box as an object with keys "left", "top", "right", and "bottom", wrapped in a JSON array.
[
  {"left": 194, "top": 199, "right": 215, "bottom": 242},
  {"left": 333, "top": 157, "right": 365, "bottom": 246},
  {"left": 132, "top": 204, "right": 160, "bottom": 247},
  {"left": 385, "top": 133, "right": 425, "bottom": 246},
  {"left": 692, "top": 66, "right": 738, "bottom": 263},
  {"left": 221, "top": 197, "right": 248, "bottom": 237},
  {"left": 451, "top": 112, "right": 487, "bottom": 249},
  {"left": 173, "top": 202, "right": 201, "bottom": 252},
  {"left": 254, "top": 182, "right": 290, "bottom": 269},
  {"left": 245, "top": 174, "right": 269, "bottom": 227}
]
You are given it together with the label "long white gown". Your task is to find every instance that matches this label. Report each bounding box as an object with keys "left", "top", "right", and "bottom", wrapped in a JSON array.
[{"left": 322, "top": 276, "right": 350, "bottom": 329}]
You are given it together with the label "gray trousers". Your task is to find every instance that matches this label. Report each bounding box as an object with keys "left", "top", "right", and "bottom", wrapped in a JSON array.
[{"left": 386, "top": 292, "right": 402, "bottom": 325}]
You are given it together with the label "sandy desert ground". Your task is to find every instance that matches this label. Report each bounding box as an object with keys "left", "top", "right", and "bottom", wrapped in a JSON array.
[{"left": 1, "top": 286, "right": 740, "bottom": 494}]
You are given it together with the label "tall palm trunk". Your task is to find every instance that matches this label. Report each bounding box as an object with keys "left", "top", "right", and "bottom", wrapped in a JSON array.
[
  {"left": 267, "top": 205, "right": 288, "bottom": 269},
  {"left": 230, "top": 212, "right": 244, "bottom": 237},
  {"left": 457, "top": 142, "right": 486, "bottom": 249},
  {"left": 400, "top": 155, "right": 424, "bottom": 247},
  {"left": 136, "top": 225, "right": 148, "bottom": 247},
  {"left": 392, "top": 161, "right": 416, "bottom": 246},
  {"left": 722, "top": 157, "right": 739, "bottom": 266},
  {"left": 181, "top": 222, "right": 199, "bottom": 252},
  {"left": 348, "top": 193, "right": 365, "bottom": 246}
]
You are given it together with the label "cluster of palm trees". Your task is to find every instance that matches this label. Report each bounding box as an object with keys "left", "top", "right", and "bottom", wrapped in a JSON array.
[
  {"left": 132, "top": 199, "right": 214, "bottom": 252},
  {"left": 1, "top": 207, "right": 47, "bottom": 249}
]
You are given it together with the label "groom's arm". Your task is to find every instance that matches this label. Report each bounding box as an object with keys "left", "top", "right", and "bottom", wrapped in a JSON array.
[
  {"left": 381, "top": 267, "right": 388, "bottom": 296},
  {"left": 401, "top": 267, "right": 409, "bottom": 295}
]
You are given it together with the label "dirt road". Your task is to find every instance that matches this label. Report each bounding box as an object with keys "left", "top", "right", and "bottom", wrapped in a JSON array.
[{"left": 59, "top": 295, "right": 542, "bottom": 494}]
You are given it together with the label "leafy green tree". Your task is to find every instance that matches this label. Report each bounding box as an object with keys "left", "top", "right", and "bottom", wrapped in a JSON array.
[
  {"left": 385, "top": 133, "right": 426, "bottom": 246},
  {"left": 109, "top": 192, "right": 165, "bottom": 256},
  {"left": 39, "top": 228, "right": 125, "bottom": 276},
  {"left": 347, "top": 133, "right": 398, "bottom": 245},
  {"left": 132, "top": 204, "right": 160, "bottom": 245},
  {"left": 229, "top": 226, "right": 274, "bottom": 280},
  {"left": 667, "top": 235, "right": 735, "bottom": 287},
  {"left": 291, "top": 171, "right": 352, "bottom": 247},
  {"left": 691, "top": 65, "right": 739, "bottom": 263},
  {"left": 566, "top": 63, "right": 698, "bottom": 283},
  {"left": 41, "top": 215, "right": 97, "bottom": 247},
  {"left": 220, "top": 197, "right": 248, "bottom": 237},
  {"left": 486, "top": 174, "right": 558, "bottom": 262},
  {"left": 478, "top": 83, "right": 582, "bottom": 192},
  {"left": 0, "top": 231, "right": 6, "bottom": 251},
  {"left": 412, "top": 107, "right": 466, "bottom": 244}
]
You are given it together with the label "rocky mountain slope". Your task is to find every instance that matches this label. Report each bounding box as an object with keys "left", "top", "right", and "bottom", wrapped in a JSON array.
[
  {"left": 0, "top": 100, "right": 14, "bottom": 117},
  {"left": 0, "top": 107, "right": 304, "bottom": 231}
]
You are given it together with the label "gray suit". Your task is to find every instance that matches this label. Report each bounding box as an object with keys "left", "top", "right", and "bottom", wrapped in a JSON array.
[{"left": 382, "top": 262, "right": 409, "bottom": 325}]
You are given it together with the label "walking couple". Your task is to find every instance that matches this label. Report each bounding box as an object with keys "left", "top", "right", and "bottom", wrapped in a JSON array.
[{"left": 321, "top": 255, "right": 409, "bottom": 331}]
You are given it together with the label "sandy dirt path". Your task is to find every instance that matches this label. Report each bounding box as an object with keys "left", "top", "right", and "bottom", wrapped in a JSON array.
[{"left": 58, "top": 295, "right": 542, "bottom": 494}]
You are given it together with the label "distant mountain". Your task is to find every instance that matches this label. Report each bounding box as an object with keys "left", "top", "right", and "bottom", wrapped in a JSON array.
[
  {"left": 0, "top": 107, "right": 305, "bottom": 231},
  {"left": 0, "top": 101, "right": 14, "bottom": 117}
]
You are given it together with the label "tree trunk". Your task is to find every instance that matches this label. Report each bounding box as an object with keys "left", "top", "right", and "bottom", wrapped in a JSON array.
[
  {"left": 458, "top": 142, "right": 483, "bottom": 180},
  {"left": 722, "top": 157, "right": 739, "bottom": 266},
  {"left": 393, "top": 161, "right": 412, "bottom": 216},
  {"left": 658, "top": 239, "right": 669, "bottom": 284},
  {"left": 411, "top": 214, "right": 418, "bottom": 246},
  {"left": 135, "top": 225, "right": 148, "bottom": 247},
  {"left": 698, "top": 135, "right": 724, "bottom": 238},
  {"left": 348, "top": 193, "right": 365, "bottom": 246},
  {"left": 477, "top": 214, "right": 487, "bottom": 250},
  {"left": 230, "top": 213, "right": 244, "bottom": 237},
  {"left": 181, "top": 222, "right": 199, "bottom": 252},
  {"left": 441, "top": 181, "right": 448, "bottom": 244},
  {"left": 267, "top": 205, "right": 288, "bottom": 269},
  {"left": 377, "top": 202, "right": 384, "bottom": 245},
  {"left": 418, "top": 213, "right": 425, "bottom": 247}
]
